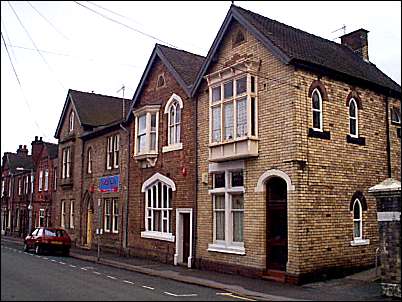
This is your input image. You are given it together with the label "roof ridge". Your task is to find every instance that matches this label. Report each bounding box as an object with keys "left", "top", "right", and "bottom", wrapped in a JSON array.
[
  {"left": 157, "top": 44, "right": 205, "bottom": 59},
  {"left": 233, "top": 5, "right": 361, "bottom": 58},
  {"left": 69, "top": 89, "right": 131, "bottom": 102}
]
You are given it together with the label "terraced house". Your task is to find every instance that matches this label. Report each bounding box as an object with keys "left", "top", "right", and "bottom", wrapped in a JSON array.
[
  {"left": 124, "top": 44, "right": 204, "bottom": 267},
  {"left": 53, "top": 89, "right": 130, "bottom": 251},
  {"left": 192, "top": 5, "right": 401, "bottom": 284}
]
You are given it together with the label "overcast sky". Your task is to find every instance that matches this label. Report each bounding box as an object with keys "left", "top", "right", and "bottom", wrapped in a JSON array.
[{"left": 1, "top": 1, "right": 401, "bottom": 159}]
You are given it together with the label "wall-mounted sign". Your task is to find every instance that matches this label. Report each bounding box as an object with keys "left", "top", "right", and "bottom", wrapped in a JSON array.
[{"left": 99, "top": 175, "right": 119, "bottom": 193}]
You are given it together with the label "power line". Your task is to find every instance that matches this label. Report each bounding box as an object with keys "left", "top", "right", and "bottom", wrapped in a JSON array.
[
  {"left": 1, "top": 16, "right": 18, "bottom": 63},
  {"left": 7, "top": 1, "right": 66, "bottom": 91},
  {"left": 1, "top": 31, "right": 47, "bottom": 138},
  {"left": 26, "top": 1, "right": 70, "bottom": 40},
  {"left": 73, "top": 1, "right": 177, "bottom": 48}
]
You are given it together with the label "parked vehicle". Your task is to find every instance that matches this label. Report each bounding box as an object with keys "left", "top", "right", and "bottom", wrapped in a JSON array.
[{"left": 24, "top": 227, "right": 71, "bottom": 256}]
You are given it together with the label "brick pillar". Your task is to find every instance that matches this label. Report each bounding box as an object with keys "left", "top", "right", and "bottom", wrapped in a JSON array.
[{"left": 369, "top": 178, "right": 401, "bottom": 298}]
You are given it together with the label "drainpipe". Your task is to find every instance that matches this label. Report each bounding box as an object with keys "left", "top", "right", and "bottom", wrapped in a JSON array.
[
  {"left": 193, "top": 95, "right": 198, "bottom": 268},
  {"left": 384, "top": 96, "right": 392, "bottom": 178},
  {"left": 119, "top": 122, "right": 130, "bottom": 250}
]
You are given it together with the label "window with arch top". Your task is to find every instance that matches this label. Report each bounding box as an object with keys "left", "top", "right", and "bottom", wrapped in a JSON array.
[
  {"left": 349, "top": 98, "right": 358, "bottom": 137},
  {"left": 163, "top": 94, "right": 183, "bottom": 152},
  {"left": 311, "top": 88, "right": 323, "bottom": 131},
  {"left": 352, "top": 198, "right": 362, "bottom": 240},
  {"left": 69, "top": 111, "right": 74, "bottom": 132}
]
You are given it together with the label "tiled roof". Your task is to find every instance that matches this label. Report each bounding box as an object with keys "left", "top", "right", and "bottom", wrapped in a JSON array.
[
  {"left": 69, "top": 90, "right": 131, "bottom": 127},
  {"left": 233, "top": 5, "right": 400, "bottom": 94},
  {"left": 5, "top": 153, "right": 34, "bottom": 173},
  {"left": 157, "top": 44, "right": 205, "bottom": 88}
]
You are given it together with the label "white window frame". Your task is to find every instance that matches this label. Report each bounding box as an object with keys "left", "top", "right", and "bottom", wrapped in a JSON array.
[
  {"left": 38, "top": 209, "right": 45, "bottom": 227},
  {"left": 208, "top": 73, "right": 258, "bottom": 145},
  {"left": 312, "top": 88, "right": 323, "bottom": 132},
  {"left": 391, "top": 106, "right": 401, "bottom": 124},
  {"left": 350, "top": 199, "right": 370, "bottom": 246},
  {"left": 18, "top": 178, "right": 22, "bottom": 196},
  {"left": 61, "top": 201, "right": 66, "bottom": 228},
  {"left": 44, "top": 170, "right": 49, "bottom": 191},
  {"left": 69, "top": 111, "right": 74, "bottom": 132},
  {"left": 70, "top": 201, "right": 75, "bottom": 229},
  {"left": 349, "top": 98, "right": 358, "bottom": 138},
  {"left": 112, "top": 199, "right": 119, "bottom": 233},
  {"left": 208, "top": 167, "right": 245, "bottom": 255},
  {"left": 87, "top": 148, "right": 92, "bottom": 174},
  {"left": 141, "top": 173, "right": 175, "bottom": 242},
  {"left": 113, "top": 135, "right": 119, "bottom": 169},
  {"left": 24, "top": 176, "right": 29, "bottom": 194},
  {"left": 62, "top": 147, "right": 71, "bottom": 179},
  {"left": 163, "top": 94, "right": 183, "bottom": 153},
  {"left": 107, "top": 137, "right": 113, "bottom": 170},
  {"left": 104, "top": 199, "right": 111, "bottom": 232},
  {"left": 133, "top": 106, "right": 160, "bottom": 157},
  {"left": 38, "top": 171, "right": 43, "bottom": 192}
]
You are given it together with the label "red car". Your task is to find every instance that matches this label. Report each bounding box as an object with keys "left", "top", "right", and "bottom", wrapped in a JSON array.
[{"left": 24, "top": 227, "right": 71, "bottom": 256}]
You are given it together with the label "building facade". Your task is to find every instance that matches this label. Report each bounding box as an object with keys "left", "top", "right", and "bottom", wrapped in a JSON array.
[
  {"left": 124, "top": 44, "right": 204, "bottom": 267},
  {"left": 192, "top": 5, "right": 401, "bottom": 283}
]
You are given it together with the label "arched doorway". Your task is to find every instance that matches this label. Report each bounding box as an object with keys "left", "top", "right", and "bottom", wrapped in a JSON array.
[{"left": 266, "top": 177, "right": 288, "bottom": 271}]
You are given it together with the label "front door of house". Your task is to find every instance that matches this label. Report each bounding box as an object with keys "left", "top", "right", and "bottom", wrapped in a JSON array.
[
  {"left": 182, "top": 213, "right": 190, "bottom": 264},
  {"left": 266, "top": 177, "right": 288, "bottom": 271}
]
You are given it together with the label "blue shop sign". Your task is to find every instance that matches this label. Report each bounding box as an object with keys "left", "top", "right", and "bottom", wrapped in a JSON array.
[{"left": 99, "top": 175, "right": 120, "bottom": 193}]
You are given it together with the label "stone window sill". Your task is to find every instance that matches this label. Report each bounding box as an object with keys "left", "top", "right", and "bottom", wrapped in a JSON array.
[
  {"left": 162, "top": 143, "right": 183, "bottom": 153},
  {"left": 350, "top": 239, "right": 370, "bottom": 246},
  {"left": 207, "top": 243, "right": 245, "bottom": 255},
  {"left": 141, "top": 231, "right": 175, "bottom": 242}
]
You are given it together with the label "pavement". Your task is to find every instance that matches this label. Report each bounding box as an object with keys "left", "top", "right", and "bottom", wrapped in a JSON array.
[{"left": 1, "top": 235, "right": 391, "bottom": 301}]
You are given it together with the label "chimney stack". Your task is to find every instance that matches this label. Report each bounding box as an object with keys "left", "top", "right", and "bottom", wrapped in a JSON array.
[
  {"left": 340, "top": 28, "right": 369, "bottom": 61},
  {"left": 17, "top": 144, "right": 28, "bottom": 157}
]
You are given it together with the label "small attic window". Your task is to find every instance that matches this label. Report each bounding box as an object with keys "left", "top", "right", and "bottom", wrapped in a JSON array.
[
  {"left": 157, "top": 74, "right": 165, "bottom": 88},
  {"left": 232, "top": 29, "right": 246, "bottom": 47},
  {"left": 391, "top": 107, "right": 401, "bottom": 124}
]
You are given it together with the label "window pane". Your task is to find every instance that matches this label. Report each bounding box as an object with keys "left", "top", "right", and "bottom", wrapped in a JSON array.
[
  {"left": 236, "top": 97, "right": 247, "bottom": 137},
  {"left": 223, "top": 102, "right": 234, "bottom": 140},
  {"left": 353, "top": 201, "right": 360, "bottom": 219},
  {"left": 169, "top": 125, "right": 175, "bottom": 144},
  {"left": 251, "top": 76, "right": 255, "bottom": 93},
  {"left": 312, "top": 91, "right": 320, "bottom": 109},
  {"left": 349, "top": 100, "right": 356, "bottom": 117},
  {"left": 138, "top": 135, "right": 146, "bottom": 153},
  {"left": 151, "top": 113, "right": 157, "bottom": 130},
  {"left": 231, "top": 171, "right": 243, "bottom": 187},
  {"left": 350, "top": 119, "right": 357, "bottom": 136},
  {"left": 150, "top": 133, "right": 156, "bottom": 151},
  {"left": 236, "top": 77, "right": 247, "bottom": 95},
  {"left": 153, "top": 210, "right": 161, "bottom": 231},
  {"left": 215, "top": 195, "right": 225, "bottom": 209},
  {"left": 354, "top": 221, "right": 361, "bottom": 238},
  {"left": 216, "top": 212, "right": 225, "bottom": 240},
  {"left": 313, "top": 111, "right": 321, "bottom": 129},
  {"left": 233, "top": 212, "right": 243, "bottom": 242},
  {"left": 169, "top": 106, "right": 175, "bottom": 126},
  {"left": 175, "top": 107, "right": 181, "bottom": 124},
  {"left": 251, "top": 97, "right": 256, "bottom": 135},
  {"left": 212, "top": 107, "right": 221, "bottom": 142},
  {"left": 224, "top": 81, "right": 233, "bottom": 99},
  {"left": 212, "top": 86, "right": 221, "bottom": 102},
  {"left": 232, "top": 194, "right": 244, "bottom": 209},
  {"left": 175, "top": 125, "right": 181, "bottom": 144},
  {"left": 138, "top": 115, "right": 146, "bottom": 134},
  {"left": 163, "top": 185, "right": 167, "bottom": 208},
  {"left": 214, "top": 173, "right": 225, "bottom": 188}
]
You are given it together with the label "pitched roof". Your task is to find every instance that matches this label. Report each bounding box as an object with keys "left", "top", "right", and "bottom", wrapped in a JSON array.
[
  {"left": 125, "top": 44, "right": 204, "bottom": 121},
  {"left": 192, "top": 5, "right": 401, "bottom": 98},
  {"left": 55, "top": 89, "right": 131, "bottom": 138},
  {"left": 5, "top": 153, "right": 34, "bottom": 173}
]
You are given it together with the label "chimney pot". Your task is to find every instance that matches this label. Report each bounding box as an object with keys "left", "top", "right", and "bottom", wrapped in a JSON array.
[
  {"left": 19, "top": 145, "right": 22, "bottom": 149},
  {"left": 39, "top": 137, "right": 43, "bottom": 142},
  {"left": 340, "top": 28, "right": 369, "bottom": 61},
  {"left": 35, "top": 136, "right": 38, "bottom": 141}
]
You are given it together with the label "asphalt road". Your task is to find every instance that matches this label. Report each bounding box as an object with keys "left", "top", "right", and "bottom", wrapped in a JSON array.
[{"left": 1, "top": 241, "right": 249, "bottom": 301}]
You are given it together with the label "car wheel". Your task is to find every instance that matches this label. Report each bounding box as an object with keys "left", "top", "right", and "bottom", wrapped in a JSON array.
[
  {"left": 35, "top": 245, "right": 42, "bottom": 255},
  {"left": 23, "top": 243, "right": 29, "bottom": 252}
]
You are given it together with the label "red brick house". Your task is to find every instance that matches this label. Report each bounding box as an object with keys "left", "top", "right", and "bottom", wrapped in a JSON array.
[
  {"left": 124, "top": 44, "right": 204, "bottom": 267},
  {"left": 53, "top": 89, "right": 130, "bottom": 250}
]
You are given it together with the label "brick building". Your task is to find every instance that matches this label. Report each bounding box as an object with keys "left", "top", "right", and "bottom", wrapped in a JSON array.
[
  {"left": 192, "top": 5, "right": 401, "bottom": 283},
  {"left": 53, "top": 89, "right": 130, "bottom": 250},
  {"left": 124, "top": 44, "right": 204, "bottom": 267}
]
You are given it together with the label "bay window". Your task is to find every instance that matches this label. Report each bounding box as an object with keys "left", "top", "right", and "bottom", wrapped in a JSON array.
[{"left": 133, "top": 105, "right": 160, "bottom": 159}]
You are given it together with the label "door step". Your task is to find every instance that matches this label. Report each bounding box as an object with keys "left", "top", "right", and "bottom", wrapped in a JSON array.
[{"left": 262, "top": 269, "right": 286, "bottom": 282}]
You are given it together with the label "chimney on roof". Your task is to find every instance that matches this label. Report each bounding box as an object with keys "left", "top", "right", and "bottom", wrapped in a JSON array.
[
  {"left": 17, "top": 144, "right": 28, "bottom": 157},
  {"left": 340, "top": 28, "right": 369, "bottom": 61},
  {"left": 39, "top": 137, "right": 43, "bottom": 142}
]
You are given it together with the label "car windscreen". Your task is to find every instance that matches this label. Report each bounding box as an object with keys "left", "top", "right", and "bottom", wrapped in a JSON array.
[{"left": 44, "top": 229, "right": 65, "bottom": 237}]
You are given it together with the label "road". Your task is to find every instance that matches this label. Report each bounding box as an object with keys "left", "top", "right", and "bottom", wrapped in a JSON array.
[{"left": 1, "top": 241, "right": 251, "bottom": 301}]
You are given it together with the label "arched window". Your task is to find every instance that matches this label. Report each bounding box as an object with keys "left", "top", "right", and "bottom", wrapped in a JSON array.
[
  {"left": 349, "top": 98, "right": 358, "bottom": 137},
  {"left": 164, "top": 94, "right": 183, "bottom": 150},
  {"left": 312, "top": 88, "right": 323, "bottom": 131},
  {"left": 157, "top": 74, "right": 165, "bottom": 88},
  {"left": 69, "top": 111, "right": 74, "bottom": 132},
  {"left": 352, "top": 199, "right": 362, "bottom": 240}
]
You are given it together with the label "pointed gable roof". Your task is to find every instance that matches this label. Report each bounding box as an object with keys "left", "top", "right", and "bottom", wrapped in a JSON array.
[
  {"left": 191, "top": 5, "right": 401, "bottom": 98},
  {"left": 54, "top": 89, "right": 131, "bottom": 138},
  {"left": 125, "top": 44, "right": 205, "bottom": 121}
]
